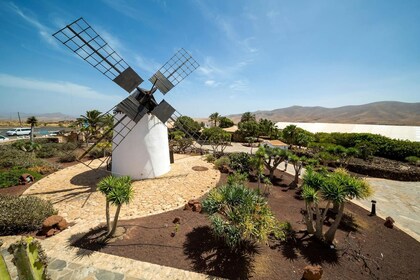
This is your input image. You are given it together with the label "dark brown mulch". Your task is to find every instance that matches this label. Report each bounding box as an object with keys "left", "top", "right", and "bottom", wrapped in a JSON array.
[
  {"left": 71, "top": 170, "right": 420, "bottom": 280},
  {"left": 0, "top": 183, "right": 32, "bottom": 196}
]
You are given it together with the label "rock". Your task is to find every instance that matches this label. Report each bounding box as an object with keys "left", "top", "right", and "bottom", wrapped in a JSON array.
[
  {"left": 384, "top": 216, "right": 395, "bottom": 228},
  {"left": 41, "top": 215, "right": 68, "bottom": 237},
  {"left": 57, "top": 219, "right": 69, "bottom": 230},
  {"left": 45, "top": 228, "right": 59, "bottom": 237},
  {"left": 42, "top": 215, "right": 63, "bottom": 228},
  {"left": 193, "top": 203, "right": 202, "bottom": 213},
  {"left": 184, "top": 203, "right": 192, "bottom": 211},
  {"left": 172, "top": 217, "right": 181, "bottom": 224},
  {"left": 303, "top": 265, "right": 323, "bottom": 280},
  {"left": 188, "top": 199, "right": 200, "bottom": 206}
]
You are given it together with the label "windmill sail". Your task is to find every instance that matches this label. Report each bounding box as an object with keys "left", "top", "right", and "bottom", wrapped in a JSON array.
[{"left": 53, "top": 17, "right": 143, "bottom": 93}]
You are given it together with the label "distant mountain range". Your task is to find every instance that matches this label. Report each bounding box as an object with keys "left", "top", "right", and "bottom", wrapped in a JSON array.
[
  {"left": 0, "top": 112, "right": 75, "bottom": 122},
  {"left": 227, "top": 101, "right": 420, "bottom": 126}
]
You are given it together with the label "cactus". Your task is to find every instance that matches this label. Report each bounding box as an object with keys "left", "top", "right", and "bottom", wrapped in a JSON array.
[
  {"left": 6, "top": 237, "right": 50, "bottom": 280},
  {"left": 0, "top": 240, "right": 12, "bottom": 280}
]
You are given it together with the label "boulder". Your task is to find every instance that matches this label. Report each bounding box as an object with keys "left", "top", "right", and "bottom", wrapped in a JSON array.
[
  {"left": 184, "top": 203, "right": 193, "bottom": 211},
  {"left": 303, "top": 265, "right": 323, "bottom": 280},
  {"left": 42, "top": 215, "right": 63, "bottom": 228},
  {"left": 192, "top": 203, "right": 202, "bottom": 213},
  {"left": 41, "top": 215, "right": 68, "bottom": 237},
  {"left": 384, "top": 216, "right": 395, "bottom": 229},
  {"left": 57, "top": 219, "right": 69, "bottom": 230},
  {"left": 188, "top": 199, "right": 200, "bottom": 206}
]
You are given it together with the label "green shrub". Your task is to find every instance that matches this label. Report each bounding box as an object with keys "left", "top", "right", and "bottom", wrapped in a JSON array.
[
  {"left": 0, "top": 146, "right": 43, "bottom": 169},
  {"left": 58, "top": 152, "right": 77, "bottom": 163},
  {"left": 0, "top": 195, "right": 56, "bottom": 235},
  {"left": 0, "top": 169, "right": 42, "bottom": 188},
  {"left": 214, "top": 156, "right": 230, "bottom": 170},
  {"left": 88, "top": 147, "right": 111, "bottom": 159},
  {"left": 228, "top": 152, "right": 252, "bottom": 173},
  {"left": 204, "top": 153, "right": 215, "bottom": 163},
  {"left": 203, "top": 184, "right": 289, "bottom": 249},
  {"left": 405, "top": 156, "right": 420, "bottom": 165},
  {"left": 226, "top": 172, "right": 248, "bottom": 186},
  {"left": 36, "top": 147, "right": 59, "bottom": 158},
  {"left": 60, "top": 142, "right": 78, "bottom": 151}
]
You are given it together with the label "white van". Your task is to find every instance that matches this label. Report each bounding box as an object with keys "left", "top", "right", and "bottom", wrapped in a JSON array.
[{"left": 6, "top": 128, "right": 32, "bottom": 136}]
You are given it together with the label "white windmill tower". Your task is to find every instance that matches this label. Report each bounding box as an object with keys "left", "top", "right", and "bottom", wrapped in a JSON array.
[{"left": 53, "top": 18, "right": 200, "bottom": 179}]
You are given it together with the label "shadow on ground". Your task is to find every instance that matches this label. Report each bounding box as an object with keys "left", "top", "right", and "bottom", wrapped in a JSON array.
[{"left": 183, "top": 226, "right": 259, "bottom": 280}]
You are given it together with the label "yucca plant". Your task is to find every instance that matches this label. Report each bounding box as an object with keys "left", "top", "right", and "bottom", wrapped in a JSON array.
[
  {"left": 203, "top": 184, "right": 289, "bottom": 249},
  {"left": 97, "top": 175, "right": 133, "bottom": 238}
]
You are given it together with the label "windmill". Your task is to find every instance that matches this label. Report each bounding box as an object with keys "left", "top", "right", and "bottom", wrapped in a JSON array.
[{"left": 53, "top": 17, "right": 202, "bottom": 179}]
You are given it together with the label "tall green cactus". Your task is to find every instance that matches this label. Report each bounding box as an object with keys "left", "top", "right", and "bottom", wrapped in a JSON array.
[
  {"left": 0, "top": 240, "right": 12, "bottom": 280},
  {"left": 6, "top": 237, "right": 50, "bottom": 280}
]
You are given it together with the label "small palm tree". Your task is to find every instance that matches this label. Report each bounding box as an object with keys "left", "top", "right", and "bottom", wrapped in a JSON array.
[
  {"left": 80, "top": 110, "right": 103, "bottom": 140},
  {"left": 26, "top": 116, "right": 38, "bottom": 143},
  {"left": 97, "top": 175, "right": 133, "bottom": 238},
  {"left": 209, "top": 112, "right": 220, "bottom": 127},
  {"left": 97, "top": 176, "right": 117, "bottom": 233},
  {"left": 106, "top": 176, "right": 133, "bottom": 238}
]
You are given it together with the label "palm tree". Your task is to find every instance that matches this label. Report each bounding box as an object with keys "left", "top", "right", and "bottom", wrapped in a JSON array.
[
  {"left": 80, "top": 110, "right": 103, "bottom": 140},
  {"left": 106, "top": 176, "right": 133, "bottom": 238},
  {"left": 209, "top": 112, "right": 220, "bottom": 127},
  {"left": 240, "top": 112, "right": 256, "bottom": 123},
  {"left": 26, "top": 116, "right": 38, "bottom": 143},
  {"left": 97, "top": 176, "right": 117, "bottom": 233},
  {"left": 323, "top": 169, "right": 372, "bottom": 243},
  {"left": 302, "top": 169, "right": 329, "bottom": 238}
]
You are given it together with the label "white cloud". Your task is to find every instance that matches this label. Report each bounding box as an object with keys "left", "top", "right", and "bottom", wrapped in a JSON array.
[
  {"left": 0, "top": 74, "right": 119, "bottom": 101},
  {"left": 9, "top": 2, "right": 56, "bottom": 47}
]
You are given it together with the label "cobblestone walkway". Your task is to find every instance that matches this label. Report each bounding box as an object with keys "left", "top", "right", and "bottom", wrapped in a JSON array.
[{"left": 1, "top": 155, "right": 221, "bottom": 279}]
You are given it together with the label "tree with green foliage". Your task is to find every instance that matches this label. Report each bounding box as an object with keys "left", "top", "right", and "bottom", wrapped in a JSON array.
[
  {"left": 251, "top": 147, "right": 266, "bottom": 190},
  {"left": 202, "top": 127, "right": 231, "bottom": 154},
  {"left": 97, "top": 175, "right": 133, "bottom": 238},
  {"left": 174, "top": 116, "right": 201, "bottom": 136},
  {"left": 218, "top": 116, "right": 234, "bottom": 128},
  {"left": 259, "top": 118, "right": 278, "bottom": 138},
  {"left": 302, "top": 168, "right": 372, "bottom": 243},
  {"left": 238, "top": 121, "right": 260, "bottom": 138},
  {"left": 258, "top": 145, "right": 290, "bottom": 181},
  {"left": 209, "top": 112, "right": 220, "bottom": 127},
  {"left": 79, "top": 109, "right": 104, "bottom": 142},
  {"left": 288, "top": 154, "right": 306, "bottom": 186},
  {"left": 202, "top": 183, "right": 290, "bottom": 249},
  {"left": 240, "top": 112, "right": 256, "bottom": 123},
  {"left": 26, "top": 116, "right": 38, "bottom": 143}
]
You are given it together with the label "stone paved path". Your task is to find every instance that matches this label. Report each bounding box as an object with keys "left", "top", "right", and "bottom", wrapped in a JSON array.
[
  {"left": 351, "top": 178, "right": 420, "bottom": 242},
  {"left": 1, "top": 155, "right": 221, "bottom": 279}
]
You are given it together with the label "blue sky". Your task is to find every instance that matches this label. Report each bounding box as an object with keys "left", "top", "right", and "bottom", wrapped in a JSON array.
[{"left": 0, "top": 0, "right": 419, "bottom": 118}]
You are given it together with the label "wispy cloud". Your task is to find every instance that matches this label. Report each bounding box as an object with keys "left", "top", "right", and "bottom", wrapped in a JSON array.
[
  {"left": 204, "top": 80, "right": 221, "bottom": 87},
  {"left": 133, "top": 54, "right": 161, "bottom": 76},
  {"left": 0, "top": 74, "right": 119, "bottom": 101},
  {"left": 101, "top": 0, "right": 139, "bottom": 19},
  {"left": 229, "top": 79, "right": 249, "bottom": 91},
  {"left": 8, "top": 2, "right": 56, "bottom": 47}
]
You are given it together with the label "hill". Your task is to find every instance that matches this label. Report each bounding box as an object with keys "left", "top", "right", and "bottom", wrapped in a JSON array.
[
  {"left": 227, "top": 101, "right": 420, "bottom": 126},
  {"left": 0, "top": 112, "right": 76, "bottom": 122}
]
